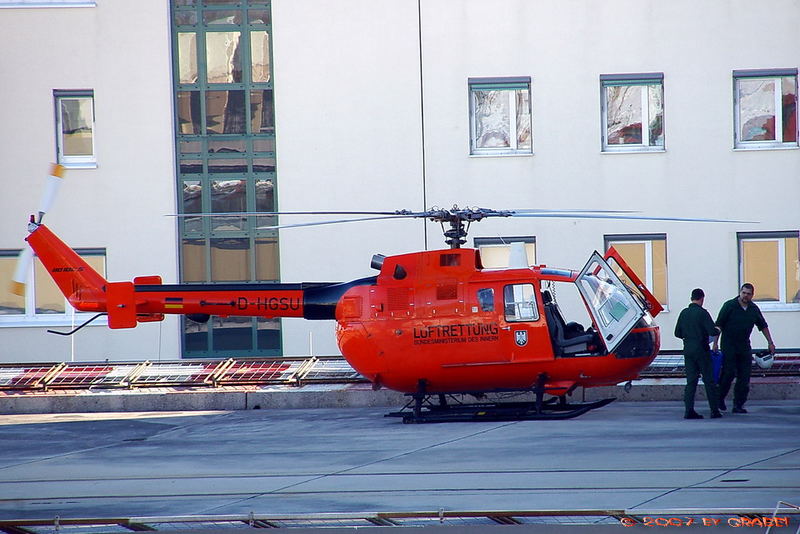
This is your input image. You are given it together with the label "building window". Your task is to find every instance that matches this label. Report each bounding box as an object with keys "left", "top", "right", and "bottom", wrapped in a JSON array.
[
  {"left": 474, "top": 237, "right": 536, "bottom": 268},
  {"left": 469, "top": 77, "right": 532, "bottom": 155},
  {"left": 54, "top": 90, "right": 96, "bottom": 167},
  {"left": 601, "top": 73, "right": 664, "bottom": 152},
  {"left": 173, "top": 1, "right": 280, "bottom": 357},
  {"left": 734, "top": 69, "right": 798, "bottom": 149},
  {"left": 0, "top": 249, "right": 106, "bottom": 325},
  {"left": 604, "top": 234, "right": 668, "bottom": 309},
  {"left": 738, "top": 232, "right": 800, "bottom": 310}
]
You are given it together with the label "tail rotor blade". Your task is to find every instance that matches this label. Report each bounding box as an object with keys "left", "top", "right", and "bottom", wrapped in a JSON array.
[
  {"left": 10, "top": 247, "right": 33, "bottom": 296},
  {"left": 37, "top": 163, "right": 66, "bottom": 223}
]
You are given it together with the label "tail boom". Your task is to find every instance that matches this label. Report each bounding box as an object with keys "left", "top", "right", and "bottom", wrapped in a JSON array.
[{"left": 25, "top": 223, "right": 375, "bottom": 329}]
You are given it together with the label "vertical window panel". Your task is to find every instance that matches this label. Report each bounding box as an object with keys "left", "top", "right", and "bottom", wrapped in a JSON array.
[
  {"left": 651, "top": 239, "right": 668, "bottom": 307},
  {"left": 255, "top": 238, "right": 279, "bottom": 281},
  {"left": 257, "top": 317, "right": 280, "bottom": 350},
  {"left": 250, "top": 89, "right": 275, "bottom": 133},
  {"left": 256, "top": 238, "right": 280, "bottom": 282},
  {"left": 205, "top": 31, "right": 242, "bottom": 83},
  {"left": 0, "top": 255, "right": 25, "bottom": 315},
  {"left": 786, "top": 237, "right": 800, "bottom": 303},
  {"left": 742, "top": 241, "right": 779, "bottom": 301},
  {"left": 35, "top": 259, "right": 65, "bottom": 314},
  {"left": 211, "top": 238, "right": 250, "bottom": 281},
  {"left": 606, "top": 235, "right": 668, "bottom": 307},
  {"left": 182, "top": 239, "right": 206, "bottom": 282},
  {"left": 473, "top": 90, "right": 510, "bottom": 148},
  {"left": 206, "top": 90, "right": 245, "bottom": 134},
  {"left": 183, "top": 180, "right": 203, "bottom": 234},
  {"left": 648, "top": 85, "right": 664, "bottom": 146},
  {"left": 250, "top": 30, "right": 270, "bottom": 83},
  {"left": 606, "top": 86, "right": 643, "bottom": 145},
  {"left": 255, "top": 178, "right": 275, "bottom": 229},
  {"left": 177, "top": 91, "right": 202, "bottom": 134},
  {"left": 782, "top": 77, "right": 798, "bottom": 143},
  {"left": 177, "top": 32, "right": 198, "bottom": 84},
  {"left": 738, "top": 79, "right": 776, "bottom": 142},
  {"left": 211, "top": 179, "right": 246, "bottom": 232}
]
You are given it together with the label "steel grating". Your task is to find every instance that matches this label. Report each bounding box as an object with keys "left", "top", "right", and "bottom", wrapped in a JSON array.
[
  {"left": 0, "top": 352, "right": 797, "bottom": 392},
  {"left": 2, "top": 507, "right": 798, "bottom": 533}
]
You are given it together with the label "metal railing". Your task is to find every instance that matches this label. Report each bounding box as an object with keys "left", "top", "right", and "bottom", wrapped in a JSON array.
[
  {"left": 0, "top": 352, "right": 797, "bottom": 392},
  {"left": 0, "top": 356, "right": 365, "bottom": 392},
  {"left": 0, "top": 506, "right": 798, "bottom": 533}
]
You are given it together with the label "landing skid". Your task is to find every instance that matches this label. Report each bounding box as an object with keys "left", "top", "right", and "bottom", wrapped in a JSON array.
[{"left": 386, "top": 394, "right": 615, "bottom": 424}]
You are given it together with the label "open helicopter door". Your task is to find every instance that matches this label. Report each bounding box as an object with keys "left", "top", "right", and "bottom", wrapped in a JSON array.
[{"left": 575, "top": 251, "right": 646, "bottom": 354}]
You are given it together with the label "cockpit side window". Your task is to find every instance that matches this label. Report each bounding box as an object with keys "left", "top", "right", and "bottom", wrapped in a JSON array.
[
  {"left": 477, "top": 288, "right": 494, "bottom": 312},
  {"left": 503, "top": 283, "right": 539, "bottom": 321}
]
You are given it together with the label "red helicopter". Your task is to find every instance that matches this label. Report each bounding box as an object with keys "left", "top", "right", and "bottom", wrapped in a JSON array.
[{"left": 13, "top": 165, "right": 735, "bottom": 423}]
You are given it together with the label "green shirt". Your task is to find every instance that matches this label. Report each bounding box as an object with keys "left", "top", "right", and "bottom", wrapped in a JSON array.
[
  {"left": 674, "top": 302, "right": 717, "bottom": 351},
  {"left": 715, "top": 296, "right": 768, "bottom": 351}
]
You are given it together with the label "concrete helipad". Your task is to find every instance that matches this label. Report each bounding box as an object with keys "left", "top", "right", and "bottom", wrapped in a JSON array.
[{"left": 0, "top": 400, "right": 798, "bottom": 522}]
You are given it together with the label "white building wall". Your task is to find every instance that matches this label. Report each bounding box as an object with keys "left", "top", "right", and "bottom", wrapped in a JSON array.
[
  {"left": 0, "top": 0, "right": 796, "bottom": 362},
  {"left": 272, "top": 0, "right": 426, "bottom": 355},
  {"left": 416, "top": 0, "right": 799, "bottom": 351},
  {"left": 0, "top": 2, "right": 181, "bottom": 362}
]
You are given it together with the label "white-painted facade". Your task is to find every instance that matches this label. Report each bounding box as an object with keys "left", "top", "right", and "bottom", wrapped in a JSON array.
[{"left": 1, "top": 0, "right": 797, "bottom": 363}]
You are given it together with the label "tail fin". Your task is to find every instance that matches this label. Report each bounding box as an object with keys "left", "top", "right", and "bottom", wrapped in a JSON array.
[{"left": 25, "top": 223, "right": 109, "bottom": 315}]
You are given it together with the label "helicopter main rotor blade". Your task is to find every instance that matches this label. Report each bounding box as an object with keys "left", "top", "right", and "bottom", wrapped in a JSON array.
[
  {"left": 170, "top": 209, "right": 423, "bottom": 218},
  {"left": 509, "top": 212, "right": 756, "bottom": 224},
  {"left": 255, "top": 214, "right": 418, "bottom": 230}
]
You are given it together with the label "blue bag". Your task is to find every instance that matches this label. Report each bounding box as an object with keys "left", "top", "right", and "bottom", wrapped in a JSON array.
[{"left": 710, "top": 350, "right": 723, "bottom": 383}]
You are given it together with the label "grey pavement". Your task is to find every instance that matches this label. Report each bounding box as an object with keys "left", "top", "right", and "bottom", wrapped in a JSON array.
[{"left": 0, "top": 400, "right": 798, "bottom": 521}]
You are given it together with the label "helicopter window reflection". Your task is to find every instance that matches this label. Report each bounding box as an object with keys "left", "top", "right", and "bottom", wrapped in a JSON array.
[
  {"left": 503, "top": 284, "right": 539, "bottom": 322},
  {"left": 477, "top": 288, "right": 494, "bottom": 312}
]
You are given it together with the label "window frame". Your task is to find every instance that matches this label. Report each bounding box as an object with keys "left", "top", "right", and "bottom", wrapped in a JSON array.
[
  {"left": 54, "top": 89, "right": 97, "bottom": 168},
  {"left": 604, "top": 233, "right": 669, "bottom": 311},
  {"left": 733, "top": 69, "right": 798, "bottom": 150},
  {"left": 468, "top": 76, "right": 532, "bottom": 156},
  {"left": 0, "top": 249, "right": 108, "bottom": 327},
  {"left": 737, "top": 231, "right": 800, "bottom": 311},
  {"left": 600, "top": 73, "right": 665, "bottom": 153}
]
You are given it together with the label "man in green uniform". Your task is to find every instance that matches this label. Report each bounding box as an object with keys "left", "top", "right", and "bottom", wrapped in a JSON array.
[
  {"left": 674, "top": 288, "right": 722, "bottom": 419},
  {"left": 713, "top": 283, "right": 776, "bottom": 414}
]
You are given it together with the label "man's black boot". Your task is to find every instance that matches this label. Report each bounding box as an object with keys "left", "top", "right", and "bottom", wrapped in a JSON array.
[
  {"left": 718, "top": 399, "right": 727, "bottom": 411},
  {"left": 710, "top": 411, "right": 723, "bottom": 419},
  {"left": 732, "top": 406, "right": 748, "bottom": 414},
  {"left": 684, "top": 411, "right": 704, "bottom": 419}
]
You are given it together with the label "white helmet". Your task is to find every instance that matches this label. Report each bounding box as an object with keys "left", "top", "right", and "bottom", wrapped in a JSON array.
[{"left": 753, "top": 350, "right": 774, "bottom": 370}]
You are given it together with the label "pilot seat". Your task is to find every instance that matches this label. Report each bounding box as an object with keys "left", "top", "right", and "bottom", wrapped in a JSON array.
[{"left": 541, "top": 290, "right": 599, "bottom": 357}]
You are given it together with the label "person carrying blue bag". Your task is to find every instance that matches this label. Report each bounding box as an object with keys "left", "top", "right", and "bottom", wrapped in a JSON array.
[{"left": 674, "top": 288, "right": 722, "bottom": 419}]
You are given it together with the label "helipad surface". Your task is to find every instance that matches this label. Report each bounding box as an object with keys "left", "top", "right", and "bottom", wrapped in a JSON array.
[{"left": 0, "top": 400, "right": 798, "bottom": 520}]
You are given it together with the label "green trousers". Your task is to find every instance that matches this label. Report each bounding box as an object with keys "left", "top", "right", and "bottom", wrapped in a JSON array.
[
  {"left": 684, "top": 348, "right": 719, "bottom": 413},
  {"left": 718, "top": 346, "right": 752, "bottom": 408}
]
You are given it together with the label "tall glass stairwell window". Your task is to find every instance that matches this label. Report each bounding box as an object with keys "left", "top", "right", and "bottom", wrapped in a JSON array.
[{"left": 172, "top": 0, "right": 280, "bottom": 358}]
